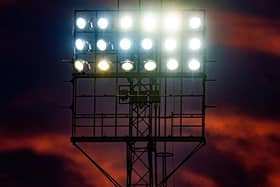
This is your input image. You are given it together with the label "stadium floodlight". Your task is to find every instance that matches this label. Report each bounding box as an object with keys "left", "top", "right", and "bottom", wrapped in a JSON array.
[
  {"left": 144, "top": 60, "right": 157, "bottom": 71},
  {"left": 97, "top": 17, "right": 109, "bottom": 30},
  {"left": 75, "top": 38, "right": 90, "bottom": 51},
  {"left": 142, "top": 13, "right": 157, "bottom": 32},
  {"left": 74, "top": 59, "right": 90, "bottom": 72},
  {"left": 97, "top": 39, "right": 107, "bottom": 51},
  {"left": 120, "top": 38, "right": 132, "bottom": 50},
  {"left": 164, "top": 12, "right": 180, "bottom": 32},
  {"left": 72, "top": 9, "right": 207, "bottom": 187},
  {"left": 121, "top": 60, "right": 134, "bottom": 72},
  {"left": 164, "top": 38, "right": 177, "bottom": 51},
  {"left": 120, "top": 15, "right": 133, "bottom": 30},
  {"left": 189, "top": 16, "right": 202, "bottom": 29},
  {"left": 97, "top": 59, "right": 111, "bottom": 72},
  {"left": 141, "top": 38, "right": 153, "bottom": 50},
  {"left": 166, "top": 58, "right": 179, "bottom": 71},
  {"left": 188, "top": 58, "right": 201, "bottom": 71},
  {"left": 76, "top": 17, "right": 87, "bottom": 30},
  {"left": 189, "top": 37, "right": 202, "bottom": 51}
]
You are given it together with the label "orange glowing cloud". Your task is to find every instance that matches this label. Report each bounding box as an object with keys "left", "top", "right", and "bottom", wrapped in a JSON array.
[
  {"left": 209, "top": 11, "right": 280, "bottom": 56},
  {"left": 0, "top": 133, "right": 125, "bottom": 187},
  {"left": 1, "top": 111, "right": 280, "bottom": 186},
  {"left": 180, "top": 170, "right": 219, "bottom": 187},
  {"left": 206, "top": 112, "right": 280, "bottom": 186}
]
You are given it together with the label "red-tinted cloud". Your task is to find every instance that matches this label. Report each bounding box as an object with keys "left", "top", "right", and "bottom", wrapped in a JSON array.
[
  {"left": 180, "top": 170, "right": 218, "bottom": 187},
  {"left": 209, "top": 11, "right": 280, "bottom": 56},
  {"left": 1, "top": 111, "right": 280, "bottom": 186},
  {"left": 0, "top": 133, "right": 125, "bottom": 187},
  {"left": 206, "top": 113, "right": 280, "bottom": 186}
]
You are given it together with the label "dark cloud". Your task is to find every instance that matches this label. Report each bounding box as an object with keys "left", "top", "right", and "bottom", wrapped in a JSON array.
[
  {"left": 183, "top": 142, "right": 268, "bottom": 187},
  {"left": 0, "top": 149, "right": 91, "bottom": 187}
]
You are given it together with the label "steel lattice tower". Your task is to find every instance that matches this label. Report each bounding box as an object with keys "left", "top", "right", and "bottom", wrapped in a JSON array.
[{"left": 70, "top": 1, "right": 210, "bottom": 186}]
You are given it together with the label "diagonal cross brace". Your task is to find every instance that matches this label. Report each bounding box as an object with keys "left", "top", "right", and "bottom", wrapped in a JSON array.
[{"left": 73, "top": 142, "right": 122, "bottom": 187}]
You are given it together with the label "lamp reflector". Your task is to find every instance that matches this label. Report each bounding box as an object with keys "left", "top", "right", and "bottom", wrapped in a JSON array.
[
  {"left": 164, "top": 38, "right": 177, "bottom": 51},
  {"left": 141, "top": 38, "right": 153, "bottom": 50},
  {"left": 188, "top": 58, "right": 201, "bottom": 71},
  {"left": 144, "top": 60, "right": 157, "bottom": 71},
  {"left": 189, "top": 38, "right": 202, "bottom": 51},
  {"left": 189, "top": 17, "right": 202, "bottom": 29},
  {"left": 164, "top": 13, "right": 180, "bottom": 32},
  {"left": 142, "top": 13, "right": 157, "bottom": 32},
  {"left": 75, "top": 38, "right": 86, "bottom": 51},
  {"left": 166, "top": 58, "right": 179, "bottom": 71},
  {"left": 97, "top": 18, "right": 109, "bottom": 30},
  {"left": 76, "top": 17, "right": 87, "bottom": 29},
  {"left": 120, "top": 15, "right": 133, "bottom": 30},
  {"left": 97, "top": 59, "right": 111, "bottom": 72},
  {"left": 74, "top": 59, "right": 85, "bottom": 72},
  {"left": 121, "top": 60, "right": 134, "bottom": 72},
  {"left": 120, "top": 38, "right": 132, "bottom": 50},
  {"left": 97, "top": 39, "right": 107, "bottom": 51}
]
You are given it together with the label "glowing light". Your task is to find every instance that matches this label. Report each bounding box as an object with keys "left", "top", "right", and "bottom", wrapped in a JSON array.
[
  {"left": 97, "top": 17, "right": 109, "bottom": 30},
  {"left": 96, "top": 39, "right": 107, "bottom": 51},
  {"left": 120, "top": 15, "right": 133, "bottom": 30},
  {"left": 75, "top": 38, "right": 86, "bottom": 51},
  {"left": 166, "top": 58, "right": 179, "bottom": 71},
  {"left": 164, "top": 38, "right": 177, "bottom": 51},
  {"left": 121, "top": 60, "right": 134, "bottom": 72},
  {"left": 189, "top": 38, "right": 202, "bottom": 51},
  {"left": 74, "top": 59, "right": 90, "bottom": 72},
  {"left": 142, "top": 13, "right": 157, "bottom": 32},
  {"left": 189, "top": 16, "right": 202, "bottom": 29},
  {"left": 74, "top": 59, "right": 84, "bottom": 72},
  {"left": 188, "top": 58, "right": 201, "bottom": 71},
  {"left": 144, "top": 60, "right": 157, "bottom": 71},
  {"left": 120, "top": 38, "right": 132, "bottom": 50},
  {"left": 97, "top": 59, "right": 111, "bottom": 72},
  {"left": 141, "top": 38, "right": 153, "bottom": 50},
  {"left": 164, "top": 12, "right": 180, "bottom": 32},
  {"left": 76, "top": 17, "right": 87, "bottom": 29}
]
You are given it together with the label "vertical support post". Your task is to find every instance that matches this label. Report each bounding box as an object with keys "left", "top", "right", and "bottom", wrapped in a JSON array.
[{"left": 126, "top": 142, "right": 133, "bottom": 187}]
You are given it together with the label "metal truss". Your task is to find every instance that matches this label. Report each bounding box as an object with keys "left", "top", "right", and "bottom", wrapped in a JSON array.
[
  {"left": 71, "top": 72, "right": 207, "bottom": 186},
  {"left": 70, "top": 2, "right": 208, "bottom": 186}
]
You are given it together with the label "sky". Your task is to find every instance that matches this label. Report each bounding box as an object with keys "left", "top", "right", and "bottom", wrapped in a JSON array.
[{"left": 0, "top": 0, "right": 280, "bottom": 186}]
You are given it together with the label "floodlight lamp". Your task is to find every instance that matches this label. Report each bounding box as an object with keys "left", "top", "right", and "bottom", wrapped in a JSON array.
[
  {"left": 164, "top": 38, "right": 177, "bottom": 51},
  {"left": 120, "top": 38, "right": 132, "bottom": 50},
  {"left": 97, "top": 59, "right": 111, "bottom": 72},
  {"left": 74, "top": 59, "right": 90, "bottom": 72},
  {"left": 189, "top": 38, "right": 202, "bottom": 51},
  {"left": 164, "top": 13, "right": 180, "bottom": 32},
  {"left": 97, "top": 39, "right": 107, "bottom": 51},
  {"left": 120, "top": 15, "right": 133, "bottom": 30},
  {"left": 76, "top": 17, "right": 87, "bottom": 30},
  {"left": 144, "top": 60, "right": 157, "bottom": 71},
  {"left": 97, "top": 17, "right": 109, "bottom": 30},
  {"left": 189, "top": 16, "right": 202, "bottom": 29},
  {"left": 166, "top": 58, "right": 179, "bottom": 71},
  {"left": 142, "top": 13, "right": 157, "bottom": 32},
  {"left": 141, "top": 38, "right": 153, "bottom": 50},
  {"left": 75, "top": 38, "right": 90, "bottom": 51},
  {"left": 188, "top": 58, "right": 201, "bottom": 71},
  {"left": 121, "top": 60, "right": 134, "bottom": 72}
]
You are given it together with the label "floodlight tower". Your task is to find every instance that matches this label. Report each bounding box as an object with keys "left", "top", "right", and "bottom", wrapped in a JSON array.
[{"left": 70, "top": 1, "right": 209, "bottom": 186}]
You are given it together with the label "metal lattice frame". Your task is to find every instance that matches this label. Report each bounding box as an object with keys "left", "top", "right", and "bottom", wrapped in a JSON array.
[{"left": 70, "top": 3, "right": 208, "bottom": 187}]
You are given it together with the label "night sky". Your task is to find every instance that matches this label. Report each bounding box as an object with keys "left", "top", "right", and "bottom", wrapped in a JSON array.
[{"left": 1, "top": 0, "right": 280, "bottom": 186}]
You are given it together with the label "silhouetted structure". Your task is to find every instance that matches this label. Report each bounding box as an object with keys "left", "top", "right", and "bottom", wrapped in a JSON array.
[{"left": 70, "top": 1, "right": 209, "bottom": 186}]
